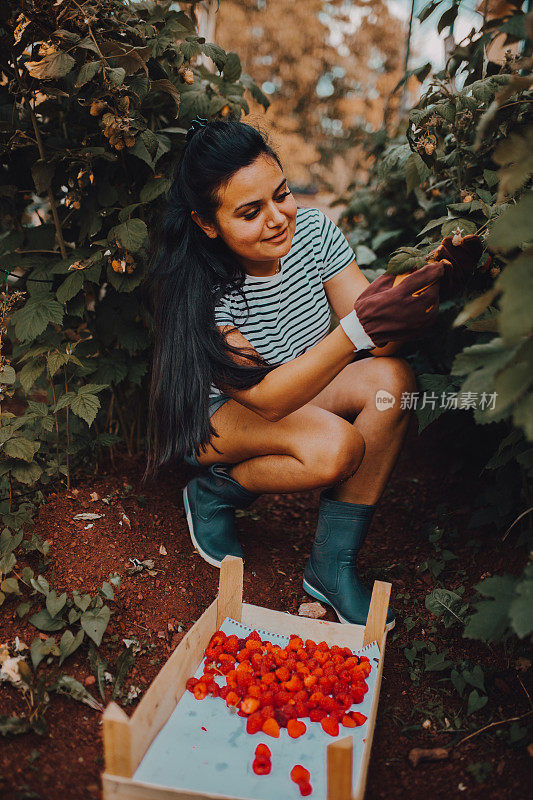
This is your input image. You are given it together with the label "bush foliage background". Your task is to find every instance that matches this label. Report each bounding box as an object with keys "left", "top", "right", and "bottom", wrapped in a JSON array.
[{"left": 337, "top": 0, "right": 532, "bottom": 644}]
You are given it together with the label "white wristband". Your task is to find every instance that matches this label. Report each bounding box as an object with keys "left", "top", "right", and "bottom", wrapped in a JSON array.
[{"left": 339, "top": 309, "right": 376, "bottom": 351}]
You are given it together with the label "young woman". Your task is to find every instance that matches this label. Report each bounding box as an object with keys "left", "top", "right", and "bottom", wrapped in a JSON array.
[{"left": 145, "top": 116, "right": 450, "bottom": 630}]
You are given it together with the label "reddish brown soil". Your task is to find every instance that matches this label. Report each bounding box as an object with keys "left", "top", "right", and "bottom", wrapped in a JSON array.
[{"left": 0, "top": 414, "right": 531, "bottom": 800}]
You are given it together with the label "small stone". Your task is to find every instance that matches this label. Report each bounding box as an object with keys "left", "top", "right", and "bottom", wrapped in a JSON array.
[
  {"left": 159, "top": 544, "right": 167, "bottom": 555},
  {"left": 422, "top": 719, "right": 431, "bottom": 729},
  {"left": 84, "top": 675, "right": 96, "bottom": 686},
  {"left": 298, "top": 602, "right": 327, "bottom": 619}
]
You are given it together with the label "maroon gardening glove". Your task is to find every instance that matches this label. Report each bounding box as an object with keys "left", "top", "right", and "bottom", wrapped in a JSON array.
[
  {"left": 427, "top": 234, "right": 483, "bottom": 300},
  {"left": 339, "top": 261, "right": 445, "bottom": 350}
]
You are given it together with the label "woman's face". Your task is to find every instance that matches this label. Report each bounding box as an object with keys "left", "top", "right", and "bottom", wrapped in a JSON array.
[{"left": 194, "top": 154, "right": 298, "bottom": 275}]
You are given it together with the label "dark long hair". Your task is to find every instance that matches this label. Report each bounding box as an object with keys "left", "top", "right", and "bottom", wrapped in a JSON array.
[{"left": 143, "top": 119, "right": 282, "bottom": 481}]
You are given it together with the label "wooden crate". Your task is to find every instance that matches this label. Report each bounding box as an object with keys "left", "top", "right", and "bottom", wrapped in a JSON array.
[{"left": 102, "top": 556, "right": 391, "bottom": 800}]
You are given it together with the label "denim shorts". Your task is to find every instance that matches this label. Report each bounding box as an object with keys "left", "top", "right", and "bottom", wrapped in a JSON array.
[{"left": 183, "top": 394, "right": 232, "bottom": 467}]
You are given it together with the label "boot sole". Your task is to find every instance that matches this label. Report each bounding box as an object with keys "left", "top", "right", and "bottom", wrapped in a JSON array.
[
  {"left": 302, "top": 577, "right": 395, "bottom": 632},
  {"left": 182, "top": 486, "right": 223, "bottom": 569}
]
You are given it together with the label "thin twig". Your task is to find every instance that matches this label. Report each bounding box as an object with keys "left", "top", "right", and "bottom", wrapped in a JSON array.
[
  {"left": 452, "top": 709, "right": 533, "bottom": 749},
  {"left": 502, "top": 506, "right": 533, "bottom": 542}
]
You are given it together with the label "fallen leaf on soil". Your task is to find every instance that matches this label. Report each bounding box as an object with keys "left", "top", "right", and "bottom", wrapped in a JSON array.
[
  {"left": 159, "top": 544, "right": 167, "bottom": 555},
  {"left": 298, "top": 602, "right": 327, "bottom": 619},
  {"left": 73, "top": 513, "right": 103, "bottom": 521},
  {"left": 409, "top": 747, "right": 449, "bottom": 767},
  {"left": 117, "top": 504, "right": 131, "bottom": 528},
  {"left": 90, "top": 492, "right": 100, "bottom": 501}
]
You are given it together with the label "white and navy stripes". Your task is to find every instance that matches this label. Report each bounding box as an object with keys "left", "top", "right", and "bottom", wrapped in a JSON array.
[{"left": 210, "top": 206, "right": 355, "bottom": 400}]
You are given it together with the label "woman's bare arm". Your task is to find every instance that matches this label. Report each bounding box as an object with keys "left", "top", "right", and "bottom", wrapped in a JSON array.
[
  {"left": 217, "top": 323, "right": 356, "bottom": 422},
  {"left": 324, "top": 260, "right": 402, "bottom": 357}
]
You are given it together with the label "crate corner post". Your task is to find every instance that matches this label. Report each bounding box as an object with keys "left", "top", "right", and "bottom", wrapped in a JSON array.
[
  {"left": 217, "top": 555, "right": 244, "bottom": 628},
  {"left": 327, "top": 735, "right": 354, "bottom": 800},
  {"left": 102, "top": 700, "right": 133, "bottom": 779},
  {"left": 362, "top": 580, "right": 391, "bottom": 648}
]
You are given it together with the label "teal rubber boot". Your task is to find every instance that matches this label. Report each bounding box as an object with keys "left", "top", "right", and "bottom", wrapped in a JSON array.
[
  {"left": 183, "top": 464, "right": 259, "bottom": 568},
  {"left": 302, "top": 490, "right": 395, "bottom": 630}
]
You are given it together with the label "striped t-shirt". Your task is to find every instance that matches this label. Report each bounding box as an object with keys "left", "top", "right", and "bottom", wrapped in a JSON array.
[{"left": 210, "top": 206, "right": 355, "bottom": 400}]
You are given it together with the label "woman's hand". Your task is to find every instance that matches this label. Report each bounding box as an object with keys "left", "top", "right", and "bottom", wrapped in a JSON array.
[{"left": 339, "top": 261, "right": 444, "bottom": 350}]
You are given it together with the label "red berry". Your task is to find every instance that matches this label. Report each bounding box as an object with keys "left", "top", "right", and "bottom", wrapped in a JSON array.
[
  {"left": 287, "top": 719, "right": 307, "bottom": 739},
  {"left": 255, "top": 743, "right": 271, "bottom": 759},
  {"left": 290, "top": 765, "right": 310, "bottom": 783},
  {"left": 299, "top": 781, "right": 313, "bottom": 796},
  {"left": 262, "top": 717, "right": 280, "bottom": 738},
  {"left": 252, "top": 756, "right": 271, "bottom": 775},
  {"left": 321, "top": 716, "right": 339, "bottom": 737}
]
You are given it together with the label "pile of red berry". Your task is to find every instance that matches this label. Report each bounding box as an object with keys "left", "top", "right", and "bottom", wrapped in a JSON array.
[{"left": 186, "top": 628, "right": 369, "bottom": 741}]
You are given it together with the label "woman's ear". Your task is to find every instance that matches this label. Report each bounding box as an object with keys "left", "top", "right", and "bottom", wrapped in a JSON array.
[{"left": 191, "top": 210, "right": 218, "bottom": 239}]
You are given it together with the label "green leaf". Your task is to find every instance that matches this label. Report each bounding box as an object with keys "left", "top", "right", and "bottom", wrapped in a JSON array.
[
  {"left": 12, "top": 298, "right": 64, "bottom": 343},
  {"left": 108, "top": 67, "right": 126, "bottom": 86},
  {"left": 425, "top": 587, "right": 468, "bottom": 626},
  {"left": 30, "top": 575, "right": 50, "bottom": 596},
  {"left": 495, "top": 255, "right": 533, "bottom": 344},
  {"left": 56, "top": 271, "right": 85, "bottom": 305},
  {"left": 100, "top": 581, "right": 115, "bottom": 601},
  {"left": 108, "top": 219, "right": 148, "bottom": 253},
  {"left": 201, "top": 42, "right": 227, "bottom": 71},
  {"left": 3, "top": 437, "right": 40, "bottom": 463},
  {"left": 112, "top": 644, "right": 136, "bottom": 700},
  {"left": 467, "top": 689, "right": 488, "bottom": 715},
  {"left": 81, "top": 605, "right": 111, "bottom": 646},
  {"left": 16, "top": 602, "right": 31, "bottom": 618},
  {"left": 69, "top": 390, "right": 101, "bottom": 427},
  {"left": 72, "top": 590, "right": 91, "bottom": 612},
  {"left": 0, "top": 365, "right": 16, "bottom": 386},
  {"left": 45, "top": 589, "right": 67, "bottom": 618},
  {"left": 29, "top": 609, "right": 66, "bottom": 632},
  {"left": 222, "top": 51, "right": 242, "bottom": 83},
  {"left": 75, "top": 60, "right": 100, "bottom": 87},
  {"left": 441, "top": 218, "right": 477, "bottom": 237},
  {"left": 25, "top": 51, "right": 75, "bottom": 79},
  {"left": 1, "top": 577, "right": 21, "bottom": 595},
  {"left": 424, "top": 651, "right": 453, "bottom": 671},
  {"left": 488, "top": 192, "right": 533, "bottom": 251},
  {"left": 10, "top": 460, "right": 42, "bottom": 485},
  {"left": 19, "top": 361, "right": 45, "bottom": 393},
  {"left": 464, "top": 574, "right": 517, "bottom": 641},
  {"left": 463, "top": 665, "right": 485, "bottom": 692},
  {"left": 55, "top": 675, "right": 104, "bottom": 712},
  {"left": 509, "top": 564, "right": 533, "bottom": 638},
  {"left": 387, "top": 246, "right": 426, "bottom": 275},
  {"left": 30, "top": 636, "right": 59, "bottom": 669},
  {"left": 88, "top": 643, "right": 108, "bottom": 700},
  {"left": 59, "top": 629, "right": 85, "bottom": 666},
  {"left": 139, "top": 176, "right": 169, "bottom": 203}
]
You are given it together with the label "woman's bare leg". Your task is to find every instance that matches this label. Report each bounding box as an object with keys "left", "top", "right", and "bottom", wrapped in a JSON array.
[
  {"left": 195, "top": 355, "right": 415, "bottom": 500},
  {"left": 308, "top": 356, "right": 416, "bottom": 504},
  {"left": 196, "top": 402, "right": 366, "bottom": 493}
]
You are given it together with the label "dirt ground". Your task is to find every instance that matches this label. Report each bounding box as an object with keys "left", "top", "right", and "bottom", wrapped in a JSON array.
[{"left": 0, "top": 411, "right": 531, "bottom": 800}]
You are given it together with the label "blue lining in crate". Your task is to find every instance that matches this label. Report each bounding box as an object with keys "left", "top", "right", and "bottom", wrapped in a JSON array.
[{"left": 133, "top": 617, "right": 381, "bottom": 799}]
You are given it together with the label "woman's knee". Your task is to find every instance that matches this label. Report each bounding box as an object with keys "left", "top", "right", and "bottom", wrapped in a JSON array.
[
  {"left": 307, "top": 421, "right": 365, "bottom": 485},
  {"left": 368, "top": 357, "right": 417, "bottom": 405}
]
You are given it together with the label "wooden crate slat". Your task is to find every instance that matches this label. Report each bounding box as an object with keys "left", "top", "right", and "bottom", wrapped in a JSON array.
[
  {"left": 103, "top": 773, "right": 235, "bottom": 800},
  {"left": 216, "top": 556, "right": 243, "bottom": 628},
  {"left": 362, "top": 581, "right": 391, "bottom": 648},
  {"left": 102, "top": 701, "right": 133, "bottom": 778},
  {"left": 353, "top": 630, "right": 388, "bottom": 800},
  {"left": 327, "top": 736, "right": 354, "bottom": 800},
  {"left": 241, "top": 603, "right": 365, "bottom": 649}
]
